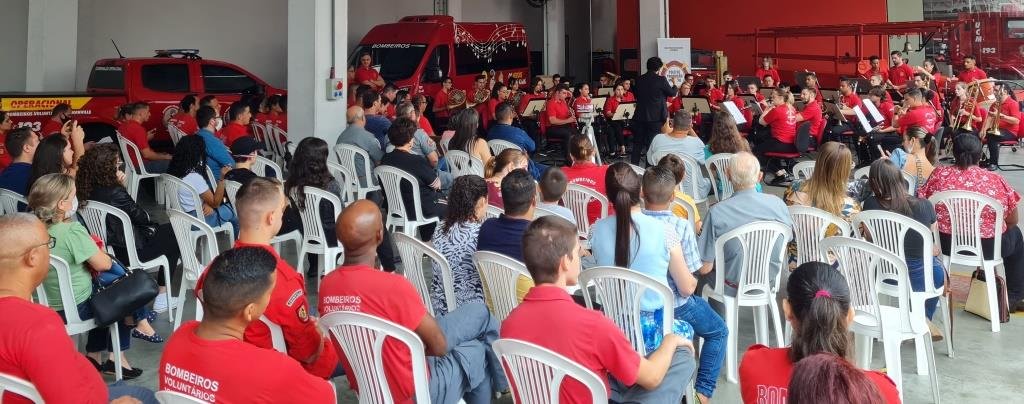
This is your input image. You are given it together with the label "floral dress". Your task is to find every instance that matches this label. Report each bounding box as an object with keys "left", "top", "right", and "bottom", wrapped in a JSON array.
[{"left": 430, "top": 221, "right": 484, "bottom": 315}]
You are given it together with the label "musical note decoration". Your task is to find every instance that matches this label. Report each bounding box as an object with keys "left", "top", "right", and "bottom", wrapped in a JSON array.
[{"left": 454, "top": 24, "right": 528, "bottom": 62}]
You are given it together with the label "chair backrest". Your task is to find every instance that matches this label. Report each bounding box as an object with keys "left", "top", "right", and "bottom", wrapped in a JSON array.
[
  {"left": 167, "top": 209, "right": 219, "bottom": 286},
  {"left": 335, "top": 143, "right": 376, "bottom": 188},
  {"left": 167, "top": 124, "right": 187, "bottom": 145},
  {"left": 788, "top": 205, "right": 851, "bottom": 266},
  {"left": 577, "top": 267, "right": 673, "bottom": 355},
  {"left": 711, "top": 221, "right": 792, "bottom": 297},
  {"left": 928, "top": 190, "right": 1004, "bottom": 264},
  {"left": 852, "top": 210, "right": 936, "bottom": 290},
  {"left": 0, "top": 188, "right": 26, "bottom": 214},
  {"left": 326, "top": 161, "right": 358, "bottom": 204},
  {"left": 447, "top": 150, "right": 485, "bottom": 178},
  {"left": 117, "top": 133, "right": 149, "bottom": 176},
  {"left": 259, "top": 315, "right": 287, "bottom": 353},
  {"left": 485, "top": 204, "right": 504, "bottom": 220},
  {"left": 533, "top": 206, "right": 557, "bottom": 219},
  {"left": 224, "top": 180, "right": 242, "bottom": 205},
  {"left": 487, "top": 139, "right": 521, "bottom": 155},
  {"left": 705, "top": 153, "right": 735, "bottom": 201},
  {"left": 671, "top": 196, "right": 698, "bottom": 233},
  {"left": 79, "top": 201, "right": 143, "bottom": 266},
  {"left": 902, "top": 171, "right": 917, "bottom": 194},
  {"left": 295, "top": 186, "right": 344, "bottom": 246},
  {"left": 393, "top": 232, "right": 457, "bottom": 316},
  {"left": 793, "top": 160, "right": 815, "bottom": 180},
  {"left": 0, "top": 372, "right": 44, "bottom": 403},
  {"left": 320, "top": 311, "right": 431, "bottom": 404},
  {"left": 627, "top": 163, "right": 645, "bottom": 177},
  {"left": 819, "top": 237, "right": 921, "bottom": 334},
  {"left": 252, "top": 155, "right": 283, "bottom": 180},
  {"left": 474, "top": 251, "right": 532, "bottom": 322},
  {"left": 651, "top": 151, "right": 708, "bottom": 206},
  {"left": 492, "top": 339, "right": 608, "bottom": 404},
  {"left": 158, "top": 174, "right": 201, "bottom": 220},
  {"left": 561, "top": 184, "right": 609, "bottom": 238},
  {"left": 853, "top": 166, "right": 870, "bottom": 180},
  {"left": 375, "top": 166, "right": 430, "bottom": 224},
  {"left": 48, "top": 255, "right": 85, "bottom": 324},
  {"left": 155, "top": 390, "right": 210, "bottom": 404}
]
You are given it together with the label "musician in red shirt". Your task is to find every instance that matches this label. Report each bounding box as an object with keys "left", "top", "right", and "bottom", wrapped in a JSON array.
[
  {"left": 795, "top": 88, "right": 825, "bottom": 145},
  {"left": 432, "top": 77, "right": 455, "bottom": 128},
  {"left": 621, "top": 78, "right": 636, "bottom": 102},
  {"left": 837, "top": 80, "right": 864, "bottom": 119},
  {"left": 863, "top": 86, "right": 902, "bottom": 161},
  {"left": 703, "top": 77, "right": 725, "bottom": 108},
  {"left": 755, "top": 57, "right": 782, "bottom": 86},
  {"left": 353, "top": 52, "right": 385, "bottom": 90},
  {"left": 168, "top": 94, "right": 200, "bottom": 136},
  {"left": 887, "top": 51, "right": 916, "bottom": 90},
  {"left": 918, "top": 58, "right": 947, "bottom": 92},
  {"left": 722, "top": 82, "right": 751, "bottom": 129},
  {"left": 980, "top": 82, "right": 1022, "bottom": 169},
  {"left": 603, "top": 83, "right": 628, "bottom": 157},
  {"left": 756, "top": 88, "right": 799, "bottom": 185},
  {"left": 545, "top": 84, "right": 579, "bottom": 160},
  {"left": 950, "top": 82, "right": 987, "bottom": 136},
  {"left": 861, "top": 55, "right": 889, "bottom": 83},
  {"left": 217, "top": 102, "right": 254, "bottom": 148},
  {"left": 956, "top": 55, "right": 989, "bottom": 84},
  {"left": 40, "top": 103, "right": 71, "bottom": 137},
  {"left": 893, "top": 89, "right": 938, "bottom": 135}
]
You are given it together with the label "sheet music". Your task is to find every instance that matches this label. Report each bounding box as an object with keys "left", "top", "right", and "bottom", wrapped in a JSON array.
[
  {"left": 853, "top": 106, "right": 873, "bottom": 133},
  {"left": 722, "top": 101, "right": 747, "bottom": 124},
  {"left": 861, "top": 98, "right": 884, "bottom": 122}
]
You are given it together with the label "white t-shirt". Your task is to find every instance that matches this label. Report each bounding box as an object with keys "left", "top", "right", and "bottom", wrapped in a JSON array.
[{"left": 178, "top": 172, "right": 210, "bottom": 213}]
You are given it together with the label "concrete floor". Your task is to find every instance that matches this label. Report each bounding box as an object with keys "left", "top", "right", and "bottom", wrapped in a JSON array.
[{"left": 109, "top": 145, "right": 1024, "bottom": 403}]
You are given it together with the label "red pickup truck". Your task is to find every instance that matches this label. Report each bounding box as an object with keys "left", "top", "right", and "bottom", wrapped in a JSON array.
[{"left": 0, "top": 49, "right": 285, "bottom": 143}]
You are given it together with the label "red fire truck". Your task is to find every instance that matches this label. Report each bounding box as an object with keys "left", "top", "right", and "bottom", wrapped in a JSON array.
[
  {"left": 0, "top": 49, "right": 285, "bottom": 142},
  {"left": 350, "top": 15, "right": 531, "bottom": 96}
]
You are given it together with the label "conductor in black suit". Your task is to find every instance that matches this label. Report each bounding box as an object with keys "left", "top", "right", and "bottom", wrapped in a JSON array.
[{"left": 631, "top": 57, "right": 676, "bottom": 164}]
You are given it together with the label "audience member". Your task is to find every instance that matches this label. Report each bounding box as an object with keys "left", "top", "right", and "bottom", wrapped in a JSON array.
[
  {"left": 263, "top": 94, "right": 288, "bottom": 131},
  {"left": 648, "top": 110, "right": 706, "bottom": 165},
  {"left": 162, "top": 247, "right": 335, "bottom": 402},
  {"left": 218, "top": 102, "right": 254, "bottom": 148},
  {"left": 0, "top": 111, "right": 12, "bottom": 170},
  {"left": 0, "top": 213, "right": 156, "bottom": 403},
  {"left": 501, "top": 216, "right": 696, "bottom": 403},
  {"left": 0, "top": 127, "right": 39, "bottom": 195},
  {"left": 886, "top": 126, "right": 936, "bottom": 193},
  {"left": 787, "top": 353, "right": 887, "bottom": 404},
  {"left": 28, "top": 130, "right": 82, "bottom": 193},
  {"left": 739, "top": 262, "right": 900, "bottom": 403},
  {"left": 167, "top": 136, "right": 238, "bottom": 235},
  {"left": 561, "top": 134, "right": 609, "bottom": 224},
  {"left": 477, "top": 169, "right": 536, "bottom": 303},
  {"left": 431, "top": 175, "right": 489, "bottom": 314},
  {"left": 195, "top": 106, "right": 235, "bottom": 180},
  {"left": 199, "top": 95, "right": 223, "bottom": 130},
  {"left": 449, "top": 108, "right": 494, "bottom": 164},
  {"left": 320, "top": 200, "right": 506, "bottom": 403},
  {"left": 484, "top": 148, "right": 528, "bottom": 208},
  {"left": 284, "top": 137, "right": 348, "bottom": 258},
  {"left": 412, "top": 94, "right": 435, "bottom": 136},
  {"left": 168, "top": 94, "right": 199, "bottom": 136},
  {"left": 487, "top": 102, "right": 547, "bottom": 179},
  {"left": 362, "top": 91, "right": 392, "bottom": 149},
  {"left": 381, "top": 117, "right": 447, "bottom": 240},
  {"left": 336, "top": 105, "right": 384, "bottom": 189},
  {"left": 657, "top": 154, "right": 705, "bottom": 232},
  {"left": 536, "top": 166, "right": 577, "bottom": 225},
  {"left": 391, "top": 102, "right": 450, "bottom": 190},
  {"left": 117, "top": 103, "right": 171, "bottom": 173},
  {"left": 784, "top": 141, "right": 860, "bottom": 221},
  {"left": 40, "top": 103, "right": 70, "bottom": 137}
]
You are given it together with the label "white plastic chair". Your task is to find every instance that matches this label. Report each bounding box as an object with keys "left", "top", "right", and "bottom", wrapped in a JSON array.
[
  {"left": 117, "top": 133, "right": 162, "bottom": 201},
  {"left": 793, "top": 160, "right": 815, "bottom": 180},
  {"left": 335, "top": 143, "right": 382, "bottom": 199},
  {"left": 167, "top": 209, "right": 218, "bottom": 330},
  {"left": 0, "top": 188, "right": 26, "bottom": 214},
  {"left": 374, "top": 166, "right": 441, "bottom": 237},
  {"left": 155, "top": 390, "right": 209, "bottom": 404},
  {"left": 492, "top": 339, "right": 608, "bottom": 404},
  {"left": 474, "top": 251, "right": 532, "bottom": 322},
  {"left": 854, "top": 166, "right": 916, "bottom": 193},
  {"left": 294, "top": 186, "right": 345, "bottom": 280},
  {"left": 251, "top": 155, "right": 283, "bottom": 181},
  {"left": 928, "top": 190, "right": 1006, "bottom": 333},
  {"left": 627, "top": 163, "right": 645, "bottom": 176},
  {"left": 852, "top": 210, "right": 953, "bottom": 359},
  {"left": 651, "top": 151, "right": 710, "bottom": 210},
  {"left": 166, "top": 124, "right": 187, "bottom": 146},
  {"left": 561, "top": 184, "right": 609, "bottom": 239},
  {"left": 320, "top": 311, "right": 431, "bottom": 404},
  {"left": 259, "top": 315, "right": 287, "bottom": 353},
  {"left": 224, "top": 180, "right": 301, "bottom": 262},
  {"left": 820, "top": 237, "right": 939, "bottom": 403},
  {"left": 48, "top": 255, "right": 124, "bottom": 380},
  {"left": 0, "top": 372, "right": 44, "bottom": 403},
  {"left": 788, "top": 205, "right": 852, "bottom": 266},
  {"left": 487, "top": 139, "right": 521, "bottom": 156},
  {"left": 447, "top": 150, "right": 485, "bottom": 178},
  {"left": 533, "top": 206, "right": 557, "bottom": 219},
  {"left": 393, "top": 232, "right": 457, "bottom": 316},
  {"left": 79, "top": 201, "right": 174, "bottom": 323},
  {"left": 326, "top": 161, "right": 359, "bottom": 204},
  {"left": 705, "top": 153, "right": 735, "bottom": 201},
  {"left": 671, "top": 196, "right": 698, "bottom": 234},
  {"left": 702, "top": 221, "right": 791, "bottom": 383},
  {"left": 577, "top": 267, "right": 673, "bottom": 355},
  {"left": 158, "top": 174, "right": 235, "bottom": 244},
  {"left": 270, "top": 124, "right": 290, "bottom": 167},
  {"left": 485, "top": 204, "right": 504, "bottom": 220}
]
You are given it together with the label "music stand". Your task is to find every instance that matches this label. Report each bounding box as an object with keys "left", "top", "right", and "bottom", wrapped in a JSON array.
[
  {"left": 853, "top": 106, "right": 873, "bottom": 133},
  {"left": 760, "top": 88, "right": 776, "bottom": 99},
  {"left": 820, "top": 89, "right": 840, "bottom": 102},
  {"left": 722, "top": 101, "right": 747, "bottom": 124},
  {"left": 740, "top": 95, "right": 763, "bottom": 115},
  {"left": 612, "top": 102, "right": 636, "bottom": 120},
  {"left": 887, "top": 89, "right": 904, "bottom": 103},
  {"left": 848, "top": 78, "right": 871, "bottom": 93},
  {"left": 597, "top": 87, "right": 614, "bottom": 96},
  {"left": 591, "top": 96, "right": 608, "bottom": 112},
  {"left": 678, "top": 97, "right": 712, "bottom": 114},
  {"left": 522, "top": 99, "right": 547, "bottom": 117},
  {"left": 861, "top": 98, "right": 885, "bottom": 123},
  {"left": 824, "top": 101, "right": 846, "bottom": 122},
  {"left": 736, "top": 76, "right": 760, "bottom": 88}
]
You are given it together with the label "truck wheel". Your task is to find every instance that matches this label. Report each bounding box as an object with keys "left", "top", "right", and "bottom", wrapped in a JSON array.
[{"left": 81, "top": 123, "right": 116, "bottom": 144}]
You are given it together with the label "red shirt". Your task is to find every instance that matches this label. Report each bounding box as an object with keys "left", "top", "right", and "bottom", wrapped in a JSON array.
[
  {"left": 889, "top": 63, "right": 915, "bottom": 87},
  {"left": 561, "top": 162, "right": 609, "bottom": 224},
  {"left": 957, "top": 68, "right": 988, "bottom": 84},
  {"left": 195, "top": 243, "right": 339, "bottom": 379},
  {"left": 878, "top": 99, "right": 896, "bottom": 128},
  {"left": 418, "top": 115, "right": 435, "bottom": 136},
  {"left": 996, "top": 96, "right": 1021, "bottom": 134},
  {"left": 501, "top": 286, "right": 641, "bottom": 404},
  {"left": 918, "top": 165, "right": 1021, "bottom": 238},
  {"left": 434, "top": 89, "right": 452, "bottom": 118},
  {"left": 169, "top": 112, "right": 199, "bottom": 135},
  {"left": 704, "top": 88, "right": 725, "bottom": 106},
  {"left": 762, "top": 105, "right": 797, "bottom": 144},
  {"left": 545, "top": 98, "right": 572, "bottom": 131},
  {"left": 0, "top": 297, "right": 107, "bottom": 404},
  {"left": 386, "top": 103, "right": 397, "bottom": 120},
  {"left": 319, "top": 264, "right": 428, "bottom": 403},
  {"left": 622, "top": 92, "right": 636, "bottom": 102},
  {"left": 487, "top": 180, "right": 504, "bottom": 208},
  {"left": 217, "top": 122, "right": 250, "bottom": 148},
  {"left": 260, "top": 112, "right": 287, "bottom": 131},
  {"left": 354, "top": 66, "right": 382, "bottom": 88},
  {"left": 573, "top": 96, "right": 592, "bottom": 113},
  {"left": 0, "top": 130, "right": 10, "bottom": 172},
  {"left": 798, "top": 101, "right": 825, "bottom": 143},
  {"left": 755, "top": 68, "right": 781, "bottom": 85},
  {"left": 724, "top": 95, "right": 752, "bottom": 125},
  {"left": 605, "top": 96, "right": 622, "bottom": 119},
  {"left": 481, "top": 98, "right": 500, "bottom": 129},
  {"left": 841, "top": 93, "right": 863, "bottom": 110},
  {"left": 861, "top": 67, "right": 889, "bottom": 82},
  {"left": 896, "top": 105, "right": 938, "bottom": 134},
  {"left": 950, "top": 98, "right": 987, "bottom": 128},
  {"left": 160, "top": 321, "right": 335, "bottom": 404},
  {"left": 117, "top": 120, "right": 150, "bottom": 166},
  {"left": 739, "top": 345, "right": 901, "bottom": 404},
  {"left": 40, "top": 119, "right": 64, "bottom": 137},
  {"left": 933, "top": 72, "right": 947, "bottom": 91}
]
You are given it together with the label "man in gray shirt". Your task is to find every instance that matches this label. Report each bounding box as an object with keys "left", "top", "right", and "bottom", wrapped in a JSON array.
[
  {"left": 697, "top": 152, "right": 792, "bottom": 296},
  {"left": 336, "top": 106, "right": 383, "bottom": 187}
]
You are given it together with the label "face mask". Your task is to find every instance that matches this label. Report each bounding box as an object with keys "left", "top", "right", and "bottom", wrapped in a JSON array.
[{"left": 65, "top": 197, "right": 78, "bottom": 219}]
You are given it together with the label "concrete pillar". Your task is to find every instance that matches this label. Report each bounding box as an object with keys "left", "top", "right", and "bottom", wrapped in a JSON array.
[
  {"left": 637, "top": 0, "right": 667, "bottom": 64},
  {"left": 447, "top": 0, "right": 463, "bottom": 21},
  {"left": 543, "top": 0, "right": 566, "bottom": 75},
  {"left": 25, "top": 0, "right": 78, "bottom": 91},
  {"left": 888, "top": 0, "right": 925, "bottom": 65},
  {"left": 288, "top": 0, "right": 348, "bottom": 144}
]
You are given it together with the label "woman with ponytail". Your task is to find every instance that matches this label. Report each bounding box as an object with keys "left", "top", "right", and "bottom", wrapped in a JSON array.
[
  {"left": 589, "top": 162, "right": 698, "bottom": 367},
  {"left": 885, "top": 125, "right": 936, "bottom": 193},
  {"left": 483, "top": 148, "right": 528, "bottom": 208},
  {"left": 739, "top": 261, "right": 901, "bottom": 403}
]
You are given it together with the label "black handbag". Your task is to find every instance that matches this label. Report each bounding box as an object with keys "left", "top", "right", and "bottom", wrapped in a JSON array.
[{"left": 90, "top": 261, "right": 159, "bottom": 327}]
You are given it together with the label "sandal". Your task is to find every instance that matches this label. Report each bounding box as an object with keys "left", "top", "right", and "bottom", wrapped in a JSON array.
[{"left": 131, "top": 328, "right": 165, "bottom": 343}]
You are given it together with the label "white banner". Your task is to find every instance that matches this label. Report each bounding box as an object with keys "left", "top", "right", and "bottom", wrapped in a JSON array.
[{"left": 658, "top": 38, "right": 692, "bottom": 87}]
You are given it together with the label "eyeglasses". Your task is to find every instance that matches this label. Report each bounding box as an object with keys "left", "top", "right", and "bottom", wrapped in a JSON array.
[{"left": 0, "top": 237, "right": 54, "bottom": 259}]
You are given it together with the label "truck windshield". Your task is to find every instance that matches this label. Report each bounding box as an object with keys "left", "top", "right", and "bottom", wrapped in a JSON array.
[{"left": 350, "top": 44, "right": 428, "bottom": 81}]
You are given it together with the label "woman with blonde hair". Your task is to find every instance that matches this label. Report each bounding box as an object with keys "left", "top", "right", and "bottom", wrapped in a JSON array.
[
  {"left": 784, "top": 141, "right": 860, "bottom": 221},
  {"left": 483, "top": 148, "right": 528, "bottom": 208},
  {"left": 28, "top": 173, "right": 151, "bottom": 379}
]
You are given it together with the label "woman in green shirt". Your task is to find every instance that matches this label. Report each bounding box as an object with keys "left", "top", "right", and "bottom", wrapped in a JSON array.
[{"left": 27, "top": 173, "right": 145, "bottom": 379}]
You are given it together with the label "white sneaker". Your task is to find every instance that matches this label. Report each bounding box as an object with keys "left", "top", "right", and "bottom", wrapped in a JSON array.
[{"left": 153, "top": 294, "right": 169, "bottom": 313}]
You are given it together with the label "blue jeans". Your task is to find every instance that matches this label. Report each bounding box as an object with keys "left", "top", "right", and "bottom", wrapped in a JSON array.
[
  {"left": 57, "top": 300, "right": 131, "bottom": 352},
  {"left": 428, "top": 302, "right": 508, "bottom": 404},
  {"left": 674, "top": 297, "right": 728, "bottom": 398},
  {"left": 906, "top": 256, "right": 945, "bottom": 319},
  {"left": 610, "top": 347, "right": 696, "bottom": 403},
  {"left": 108, "top": 381, "right": 157, "bottom": 404},
  {"left": 191, "top": 205, "right": 239, "bottom": 236}
]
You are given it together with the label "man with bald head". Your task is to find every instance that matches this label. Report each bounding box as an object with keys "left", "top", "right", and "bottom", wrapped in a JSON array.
[
  {"left": 697, "top": 152, "right": 793, "bottom": 296},
  {"left": 320, "top": 200, "right": 507, "bottom": 404},
  {"left": 336, "top": 105, "right": 384, "bottom": 187},
  {"left": 0, "top": 214, "right": 154, "bottom": 403},
  {"left": 195, "top": 177, "right": 340, "bottom": 379}
]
